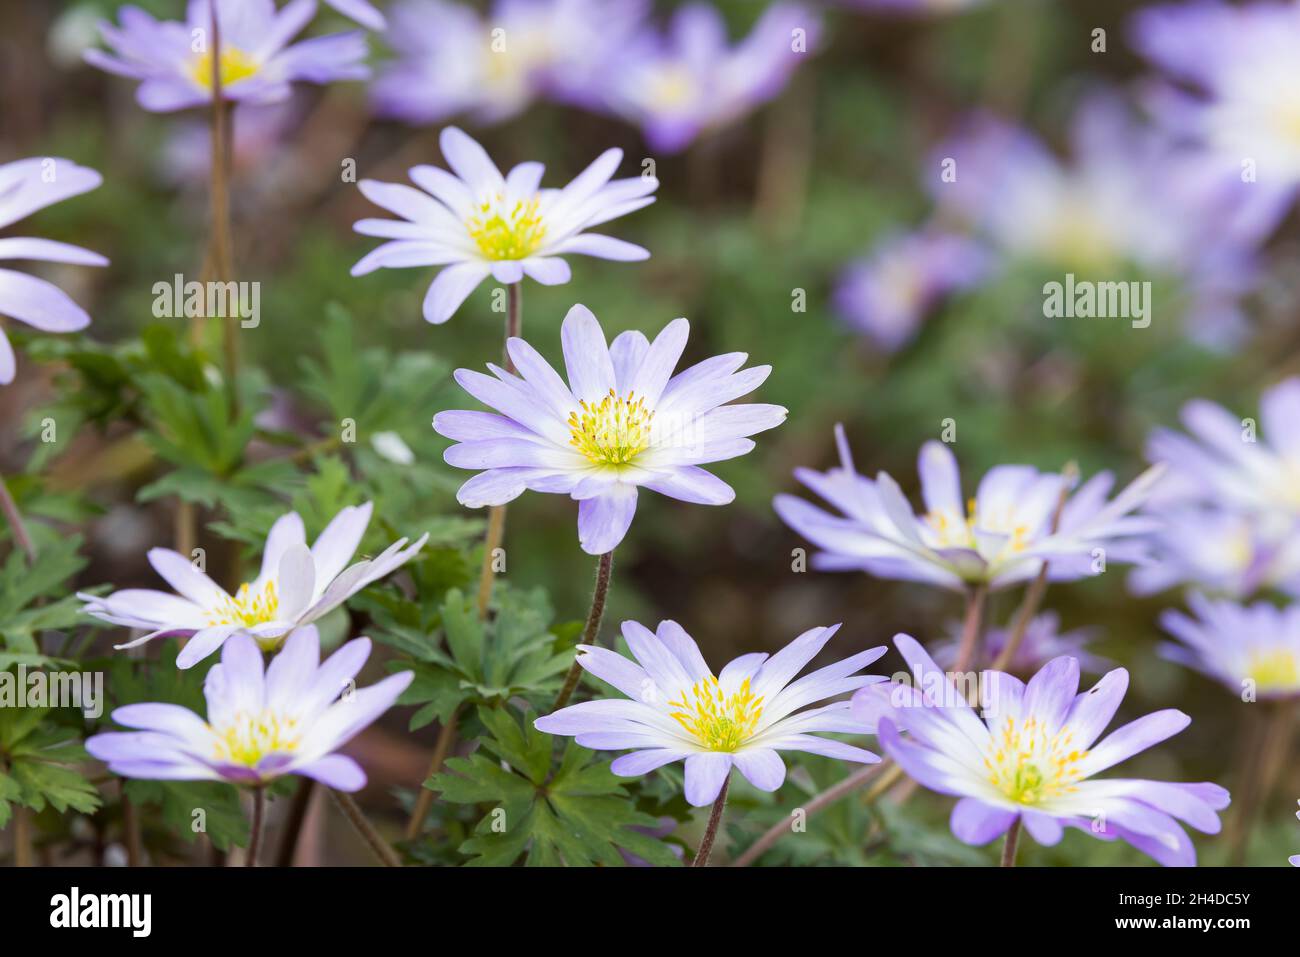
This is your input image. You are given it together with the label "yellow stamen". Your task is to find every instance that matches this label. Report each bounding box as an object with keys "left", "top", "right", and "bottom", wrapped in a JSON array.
[
  {"left": 190, "top": 46, "right": 261, "bottom": 91},
  {"left": 1247, "top": 648, "right": 1300, "bottom": 693},
  {"left": 984, "top": 715, "right": 1088, "bottom": 805},
  {"left": 568, "top": 389, "right": 654, "bottom": 467},
  {"left": 668, "top": 676, "right": 764, "bottom": 752},
  {"left": 465, "top": 194, "right": 547, "bottom": 260},
  {"left": 210, "top": 710, "right": 301, "bottom": 767},
  {"left": 206, "top": 580, "right": 279, "bottom": 629}
]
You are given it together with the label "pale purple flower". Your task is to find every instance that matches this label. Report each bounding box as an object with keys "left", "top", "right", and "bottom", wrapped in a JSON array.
[
  {"left": 371, "top": 0, "right": 646, "bottom": 125},
  {"left": 86, "top": 627, "right": 413, "bottom": 791},
  {"left": 863, "top": 634, "right": 1230, "bottom": 866},
  {"left": 774, "top": 426, "right": 1162, "bottom": 592},
  {"left": 0, "top": 157, "right": 107, "bottom": 385},
  {"left": 933, "top": 611, "right": 1112, "bottom": 675},
  {"left": 1161, "top": 593, "right": 1300, "bottom": 699},
  {"left": 840, "top": 0, "right": 987, "bottom": 13},
  {"left": 535, "top": 620, "right": 886, "bottom": 806},
  {"left": 1131, "top": 1, "right": 1300, "bottom": 191},
  {"left": 325, "top": 0, "right": 388, "bottom": 30},
  {"left": 833, "top": 229, "right": 989, "bottom": 352},
  {"left": 84, "top": 0, "right": 369, "bottom": 112},
  {"left": 434, "top": 304, "right": 786, "bottom": 555},
  {"left": 603, "top": 3, "right": 819, "bottom": 153},
  {"left": 351, "top": 127, "right": 657, "bottom": 324},
  {"left": 930, "top": 93, "right": 1289, "bottom": 345},
  {"left": 80, "top": 502, "right": 427, "bottom": 668}
]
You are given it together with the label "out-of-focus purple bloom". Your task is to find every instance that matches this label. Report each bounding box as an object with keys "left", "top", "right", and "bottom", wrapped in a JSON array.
[
  {"left": 162, "top": 100, "right": 299, "bottom": 185},
  {"left": 433, "top": 305, "right": 786, "bottom": 555},
  {"left": 324, "top": 0, "right": 388, "bottom": 29},
  {"left": 1161, "top": 593, "right": 1300, "bottom": 699},
  {"left": 351, "top": 127, "right": 657, "bottom": 324},
  {"left": 535, "top": 620, "right": 886, "bottom": 806},
  {"left": 80, "top": 502, "right": 427, "bottom": 668},
  {"left": 603, "top": 3, "right": 819, "bottom": 153},
  {"left": 930, "top": 93, "right": 1290, "bottom": 346},
  {"left": 372, "top": 0, "right": 646, "bottom": 125},
  {"left": 840, "top": 0, "right": 987, "bottom": 13},
  {"left": 0, "top": 157, "right": 107, "bottom": 385},
  {"left": 85, "top": 0, "right": 369, "bottom": 112},
  {"left": 933, "top": 611, "right": 1112, "bottom": 675},
  {"left": 833, "top": 230, "right": 989, "bottom": 352},
  {"left": 774, "top": 426, "right": 1162, "bottom": 592},
  {"left": 1131, "top": 1, "right": 1300, "bottom": 192},
  {"left": 861, "top": 634, "right": 1231, "bottom": 866},
  {"left": 86, "top": 627, "right": 413, "bottom": 791}
]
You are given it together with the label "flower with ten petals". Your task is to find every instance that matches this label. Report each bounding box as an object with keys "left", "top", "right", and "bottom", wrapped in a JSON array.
[
  {"left": 0, "top": 157, "right": 107, "bottom": 385},
  {"left": 85, "top": 0, "right": 369, "bottom": 112},
  {"left": 86, "top": 627, "right": 412, "bottom": 790},
  {"left": 80, "top": 502, "right": 427, "bottom": 668},
  {"left": 535, "top": 620, "right": 886, "bottom": 806},
  {"left": 774, "top": 427, "right": 1162, "bottom": 591},
  {"left": 863, "top": 634, "right": 1231, "bottom": 866},
  {"left": 351, "top": 126, "right": 657, "bottom": 324},
  {"left": 433, "top": 304, "right": 786, "bottom": 554},
  {"left": 1160, "top": 593, "right": 1300, "bottom": 699}
]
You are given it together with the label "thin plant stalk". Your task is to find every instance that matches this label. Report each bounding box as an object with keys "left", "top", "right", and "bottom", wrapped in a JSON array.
[
  {"left": 552, "top": 550, "right": 615, "bottom": 711},
  {"left": 121, "top": 783, "right": 143, "bottom": 867},
  {"left": 403, "top": 705, "right": 461, "bottom": 840},
  {"left": 12, "top": 805, "right": 33, "bottom": 867},
  {"left": 0, "top": 476, "right": 36, "bottom": 562},
  {"left": 1228, "top": 698, "right": 1297, "bottom": 864},
  {"left": 205, "top": 1, "right": 238, "bottom": 411},
  {"left": 245, "top": 787, "right": 266, "bottom": 867},
  {"left": 331, "top": 789, "right": 402, "bottom": 867},
  {"left": 275, "top": 778, "right": 315, "bottom": 867},
  {"left": 1000, "top": 817, "right": 1022, "bottom": 867},
  {"left": 692, "top": 776, "right": 730, "bottom": 867}
]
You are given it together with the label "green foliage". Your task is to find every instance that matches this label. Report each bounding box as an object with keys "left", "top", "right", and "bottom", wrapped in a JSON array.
[
  {"left": 0, "top": 535, "right": 92, "bottom": 669},
  {"left": 123, "top": 780, "right": 249, "bottom": 852},
  {"left": 431, "top": 705, "right": 680, "bottom": 866},
  {"left": 0, "top": 707, "right": 99, "bottom": 828}
]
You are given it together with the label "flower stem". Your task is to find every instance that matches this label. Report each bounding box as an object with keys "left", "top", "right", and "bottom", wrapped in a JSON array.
[
  {"left": 121, "top": 781, "right": 143, "bottom": 867},
  {"left": 274, "top": 778, "right": 315, "bottom": 867},
  {"left": 0, "top": 475, "right": 36, "bottom": 563},
  {"left": 13, "top": 805, "right": 33, "bottom": 867},
  {"left": 1228, "top": 698, "right": 1297, "bottom": 864},
  {"left": 952, "top": 583, "right": 989, "bottom": 678},
  {"left": 472, "top": 283, "right": 521, "bottom": 619},
  {"left": 207, "top": 1, "right": 238, "bottom": 412},
  {"left": 692, "top": 776, "right": 730, "bottom": 867},
  {"left": 403, "top": 705, "right": 461, "bottom": 840},
  {"left": 245, "top": 787, "right": 265, "bottom": 867},
  {"left": 551, "top": 550, "right": 615, "bottom": 711},
  {"left": 1000, "top": 817, "right": 1021, "bottom": 867},
  {"left": 331, "top": 789, "right": 402, "bottom": 867}
]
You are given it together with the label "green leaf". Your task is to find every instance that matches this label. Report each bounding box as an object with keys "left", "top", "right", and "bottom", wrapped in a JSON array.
[
  {"left": 0, "top": 708, "right": 100, "bottom": 825},
  {"left": 124, "top": 779, "right": 250, "bottom": 851}
]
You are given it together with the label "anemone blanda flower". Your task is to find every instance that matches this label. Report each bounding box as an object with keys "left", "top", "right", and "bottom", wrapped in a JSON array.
[
  {"left": 371, "top": 0, "right": 645, "bottom": 126},
  {"left": 861, "top": 634, "right": 1230, "bottom": 866},
  {"left": 1160, "top": 593, "right": 1300, "bottom": 699},
  {"left": 0, "top": 157, "right": 106, "bottom": 385},
  {"left": 535, "top": 620, "right": 886, "bottom": 806},
  {"left": 80, "top": 502, "right": 427, "bottom": 669},
  {"left": 933, "top": 611, "right": 1112, "bottom": 676},
  {"left": 86, "top": 627, "right": 412, "bottom": 790},
  {"left": 833, "top": 229, "right": 989, "bottom": 353},
  {"left": 774, "top": 427, "right": 1161, "bottom": 592},
  {"left": 84, "top": 0, "right": 369, "bottom": 112},
  {"left": 351, "top": 127, "right": 657, "bottom": 324},
  {"left": 1131, "top": 1, "right": 1300, "bottom": 192},
  {"left": 433, "top": 304, "right": 786, "bottom": 555},
  {"left": 603, "top": 3, "right": 819, "bottom": 154}
]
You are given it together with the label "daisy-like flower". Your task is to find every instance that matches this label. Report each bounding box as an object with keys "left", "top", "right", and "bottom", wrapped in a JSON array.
[
  {"left": 774, "top": 427, "right": 1162, "bottom": 592},
  {"left": 86, "top": 627, "right": 412, "bottom": 791},
  {"left": 0, "top": 157, "right": 107, "bottom": 385},
  {"left": 535, "top": 620, "right": 886, "bottom": 806},
  {"left": 1131, "top": 1, "right": 1300, "bottom": 191},
  {"left": 433, "top": 304, "right": 786, "bottom": 555},
  {"left": 84, "top": 0, "right": 369, "bottom": 112},
  {"left": 863, "top": 634, "right": 1231, "bottom": 866},
  {"left": 1160, "top": 593, "right": 1300, "bottom": 699},
  {"left": 80, "top": 502, "right": 427, "bottom": 669},
  {"left": 371, "top": 0, "right": 646, "bottom": 126},
  {"left": 833, "top": 229, "right": 989, "bottom": 353},
  {"left": 933, "top": 611, "right": 1112, "bottom": 676},
  {"left": 603, "top": 3, "right": 819, "bottom": 154},
  {"left": 351, "top": 127, "right": 657, "bottom": 324}
]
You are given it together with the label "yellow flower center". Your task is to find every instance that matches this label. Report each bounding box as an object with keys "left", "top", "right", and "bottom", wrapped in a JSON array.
[
  {"left": 190, "top": 46, "right": 261, "bottom": 91},
  {"left": 1247, "top": 648, "right": 1300, "bottom": 693},
  {"left": 669, "top": 676, "right": 764, "bottom": 752},
  {"left": 207, "top": 580, "right": 279, "bottom": 628},
  {"left": 568, "top": 389, "right": 654, "bottom": 466},
  {"left": 925, "top": 498, "right": 1031, "bottom": 553},
  {"left": 210, "top": 710, "right": 301, "bottom": 767},
  {"left": 647, "top": 64, "right": 696, "bottom": 109},
  {"left": 984, "top": 715, "right": 1088, "bottom": 805},
  {"left": 465, "top": 194, "right": 547, "bottom": 260}
]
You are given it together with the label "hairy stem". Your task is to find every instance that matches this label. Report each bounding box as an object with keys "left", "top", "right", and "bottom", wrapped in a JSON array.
[
  {"left": 403, "top": 706, "right": 461, "bottom": 840},
  {"left": 692, "top": 776, "right": 730, "bottom": 867},
  {"left": 551, "top": 550, "right": 615, "bottom": 711},
  {"left": 331, "top": 789, "right": 402, "bottom": 867},
  {"left": 1000, "top": 816, "right": 1022, "bottom": 867}
]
